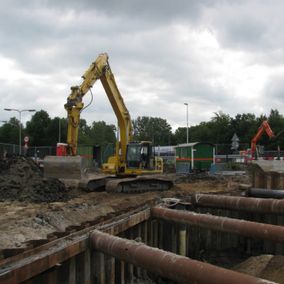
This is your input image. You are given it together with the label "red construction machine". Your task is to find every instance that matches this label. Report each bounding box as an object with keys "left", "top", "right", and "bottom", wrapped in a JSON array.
[{"left": 250, "top": 120, "right": 276, "bottom": 159}]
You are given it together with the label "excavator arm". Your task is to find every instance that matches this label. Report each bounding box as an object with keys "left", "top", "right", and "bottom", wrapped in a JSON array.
[
  {"left": 251, "top": 120, "right": 276, "bottom": 157},
  {"left": 64, "top": 53, "right": 108, "bottom": 155},
  {"left": 64, "top": 53, "right": 133, "bottom": 169}
]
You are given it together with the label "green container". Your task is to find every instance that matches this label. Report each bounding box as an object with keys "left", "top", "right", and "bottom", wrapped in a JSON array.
[{"left": 175, "top": 142, "right": 215, "bottom": 173}]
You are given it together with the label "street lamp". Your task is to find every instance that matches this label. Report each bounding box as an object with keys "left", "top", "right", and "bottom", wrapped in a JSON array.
[
  {"left": 184, "top": 103, "right": 189, "bottom": 144},
  {"left": 58, "top": 118, "right": 61, "bottom": 143},
  {"left": 4, "top": 108, "right": 36, "bottom": 155}
]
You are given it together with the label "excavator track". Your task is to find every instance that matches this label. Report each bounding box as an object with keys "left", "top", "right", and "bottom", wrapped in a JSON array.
[{"left": 105, "top": 176, "right": 174, "bottom": 193}]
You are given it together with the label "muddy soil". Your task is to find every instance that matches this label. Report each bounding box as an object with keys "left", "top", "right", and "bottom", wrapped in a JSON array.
[
  {"left": 0, "top": 176, "right": 235, "bottom": 250},
  {"left": 0, "top": 157, "right": 70, "bottom": 202}
]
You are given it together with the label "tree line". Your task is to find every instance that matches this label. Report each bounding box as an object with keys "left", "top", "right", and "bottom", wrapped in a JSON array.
[{"left": 1, "top": 109, "right": 284, "bottom": 152}]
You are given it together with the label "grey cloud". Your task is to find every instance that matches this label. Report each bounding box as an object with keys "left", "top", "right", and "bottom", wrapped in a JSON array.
[
  {"left": 47, "top": 0, "right": 213, "bottom": 20},
  {"left": 265, "top": 75, "right": 284, "bottom": 101},
  {"left": 0, "top": 0, "right": 284, "bottom": 130},
  {"left": 204, "top": 1, "right": 284, "bottom": 52}
]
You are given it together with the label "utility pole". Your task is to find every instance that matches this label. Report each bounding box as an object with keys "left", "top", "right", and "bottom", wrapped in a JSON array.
[
  {"left": 184, "top": 103, "right": 189, "bottom": 144},
  {"left": 58, "top": 118, "right": 61, "bottom": 143}
]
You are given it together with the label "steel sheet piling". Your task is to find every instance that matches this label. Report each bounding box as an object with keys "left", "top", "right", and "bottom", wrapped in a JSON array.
[{"left": 91, "top": 230, "right": 274, "bottom": 284}]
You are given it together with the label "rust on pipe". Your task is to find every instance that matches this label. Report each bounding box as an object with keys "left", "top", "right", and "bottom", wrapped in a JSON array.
[
  {"left": 192, "top": 193, "right": 284, "bottom": 214},
  {"left": 91, "top": 230, "right": 274, "bottom": 284},
  {"left": 152, "top": 207, "right": 284, "bottom": 243}
]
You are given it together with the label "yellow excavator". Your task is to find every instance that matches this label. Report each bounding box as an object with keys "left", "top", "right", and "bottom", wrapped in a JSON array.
[{"left": 44, "top": 53, "right": 173, "bottom": 193}]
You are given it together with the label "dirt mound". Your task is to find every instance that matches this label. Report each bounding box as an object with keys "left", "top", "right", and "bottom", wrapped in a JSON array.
[
  {"left": 233, "top": 255, "right": 284, "bottom": 283},
  {"left": 0, "top": 156, "right": 70, "bottom": 202}
]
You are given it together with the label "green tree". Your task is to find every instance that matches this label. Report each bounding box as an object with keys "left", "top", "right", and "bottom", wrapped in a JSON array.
[
  {"left": 265, "top": 109, "right": 284, "bottom": 150},
  {"left": 133, "top": 116, "right": 172, "bottom": 146},
  {"left": 174, "top": 127, "right": 187, "bottom": 144},
  {"left": 230, "top": 113, "right": 258, "bottom": 147},
  {"left": 87, "top": 121, "right": 116, "bottom": 146},
  {"left": 190, "top": 122, "right": 213, "bottom": 142},
  {"left": 0, "top": 117, "right": 20, "bottom": 144},
  {"left": 26, "top": 110, "right": 51, "bottom": 146},
  {"left": 77, "top": 119, "right": 92, "bottom": 144},
  {"left": 209, "top": 111, "right": 233, "bottom": 144},
  {"left": 46, "top": 117, "right": 68, "bottom": 145}
]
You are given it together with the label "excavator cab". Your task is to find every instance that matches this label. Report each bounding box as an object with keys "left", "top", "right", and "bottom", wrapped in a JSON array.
[{"left": 126, "top": 141, "right": 153, "bottom": 170}]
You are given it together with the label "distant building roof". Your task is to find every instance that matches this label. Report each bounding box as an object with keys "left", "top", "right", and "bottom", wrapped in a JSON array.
[
  {"left": 174, "top": 142, "right": 215, "bottom": 148},
  {"left": 154, "top": 146, "right": 175, "bottom": 153}
]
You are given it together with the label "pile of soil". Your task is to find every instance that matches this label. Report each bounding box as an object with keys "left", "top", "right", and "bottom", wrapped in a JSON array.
[
  {"left": 233, "top": 255, "right": 284, "bottom": 283},
  {"left": 0, "top": 156, "right": 70, "bottom": 202}
]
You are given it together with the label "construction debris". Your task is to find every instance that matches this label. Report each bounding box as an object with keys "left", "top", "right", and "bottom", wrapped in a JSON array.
[{"left": 0, "top": 156, "right": 70, "bottom": 202}]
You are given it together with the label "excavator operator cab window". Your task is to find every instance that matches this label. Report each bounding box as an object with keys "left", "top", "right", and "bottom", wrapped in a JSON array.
[
  {"left": 126, "top": 143, "right": 151, "bottom": 169},
  {"left": 140, "top": 143, "right": 152, "bottom": 169},
  {"left": 141, "top": 145, "right": 148, "bottom": 157},
  {"left": 126, "top": 144, "right": 142, "bottom": 168}
]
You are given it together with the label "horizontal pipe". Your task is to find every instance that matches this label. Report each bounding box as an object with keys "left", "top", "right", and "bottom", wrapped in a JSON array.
[
  {"left": 151, "top": 207, "right": 284, "bottom": 243},
  {"left": 247, "top": 188, "right": 284, "bottom": 199},
  {"left": 192, "top": 193, "right": 284, "bottom": 214},
  {"left": 91, "top": 230, "right": 274, "bottom": 284}
]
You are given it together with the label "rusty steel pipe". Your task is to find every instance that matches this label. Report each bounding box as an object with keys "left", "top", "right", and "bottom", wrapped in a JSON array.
[
  {"left": 192, "top": 193, "right": 284, "bottom": 214},
  {"left": 151, "top": 207, "right": 284, "bottom": 243},
  {"left": 247, "top": 188, "right": 284, "bottom": 199},
  {"left": 91, "top": 230, "right": 274, "bottom": 284}
]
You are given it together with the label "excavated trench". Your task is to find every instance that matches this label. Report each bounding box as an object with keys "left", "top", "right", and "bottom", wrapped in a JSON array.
[{"left": 0, "top": 157, "right": 284, "bottom": 283}]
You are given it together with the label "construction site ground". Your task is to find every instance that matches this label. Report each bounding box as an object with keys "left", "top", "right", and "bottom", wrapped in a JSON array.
[
  {"left": 0, "top": 175, "right": 235, "bottom": 250},
  {"left": 1, "top": 157, "right": 284, "bottom": 283}
]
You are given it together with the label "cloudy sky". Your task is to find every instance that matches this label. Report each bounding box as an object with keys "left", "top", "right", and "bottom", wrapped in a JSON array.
[{"left": 1, "top": 0, "right": 284, "bottom": 130}]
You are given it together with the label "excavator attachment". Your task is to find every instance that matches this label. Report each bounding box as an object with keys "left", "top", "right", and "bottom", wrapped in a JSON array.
[{"left": 43, "top": 156, "right": 88, "bottom": 179}]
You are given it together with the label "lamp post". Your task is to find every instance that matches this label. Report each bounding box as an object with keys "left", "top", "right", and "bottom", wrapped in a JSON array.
[
  {"left": 4, "top": 108, "right": 36, "bottom": 155},
  {"left": 58, "top": 118, "right": 61, "bottom": 143},
  {"left": 184, "top": 103, "right": 189, "bottom": 144}
]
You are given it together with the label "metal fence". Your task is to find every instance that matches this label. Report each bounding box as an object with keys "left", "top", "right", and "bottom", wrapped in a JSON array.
[
  {"left": 0, "top": 143, "right": 20, "bottom": 157},
  {"left": 0, "top": 142, "right": 115, "bottom": 166},
  {"left": 27, "top": 146, "right": 56, "bottom": 159},
  {"left": 0, "top": 143, "right": 55, "bottom": 158}
]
